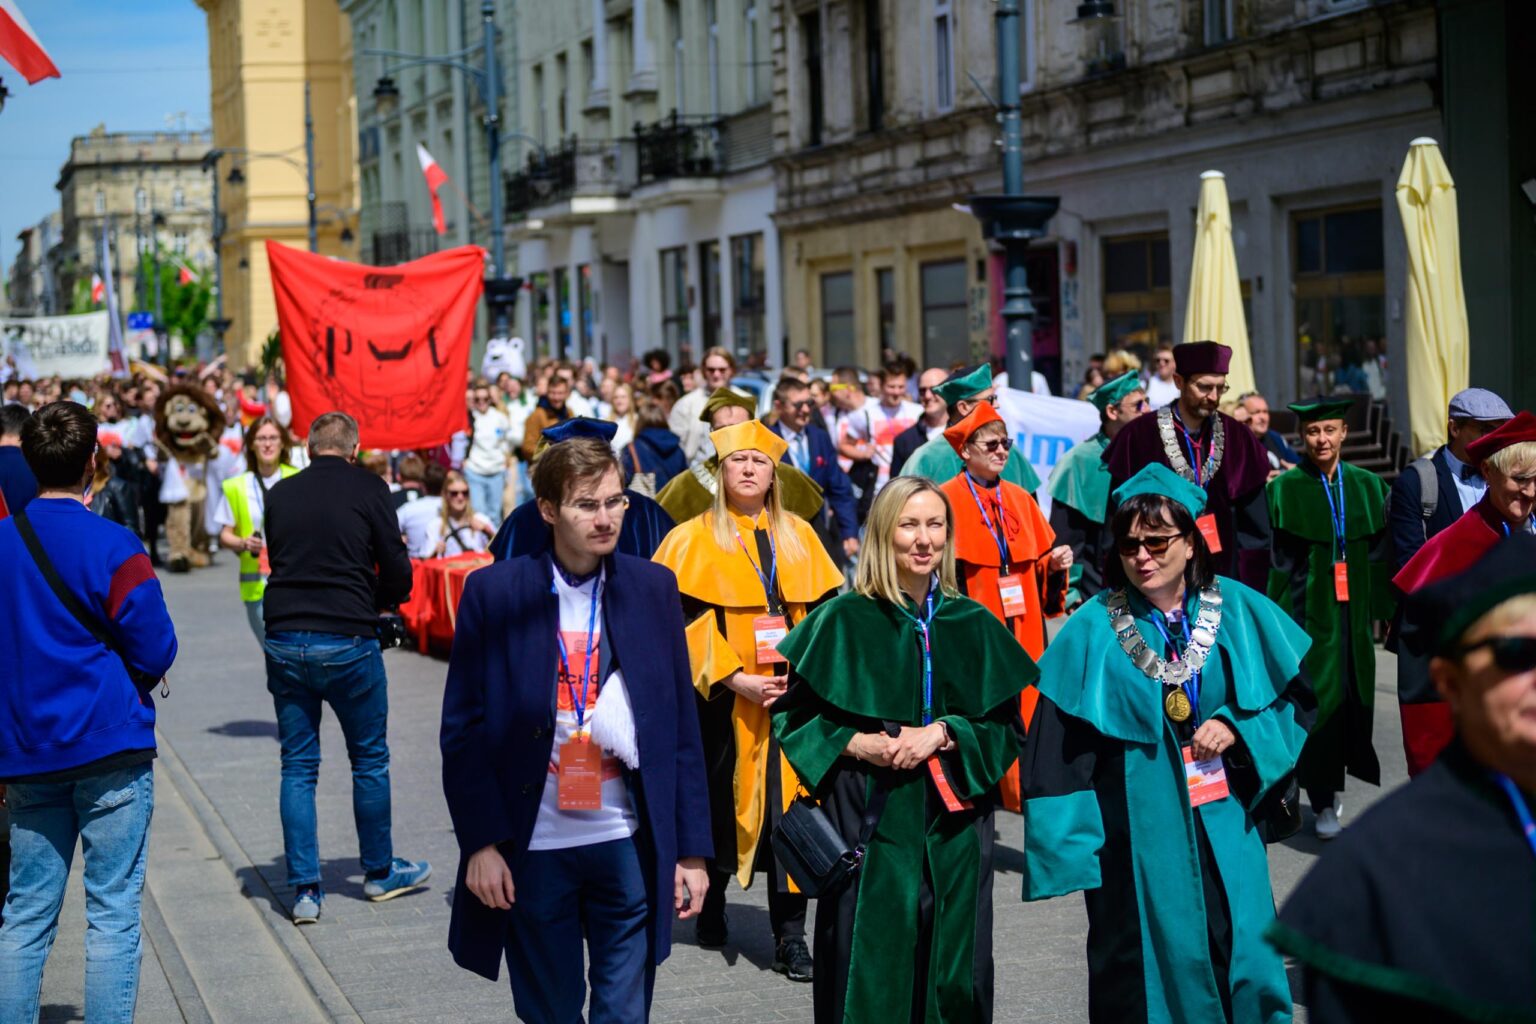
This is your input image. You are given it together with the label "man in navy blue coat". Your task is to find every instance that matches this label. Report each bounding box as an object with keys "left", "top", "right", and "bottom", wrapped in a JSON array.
[
  {"left": 441, "top": 434, "right": 711, "bottom": 1022},
  {"left": 768, "top": 376, "right": 859, "bottom": 562}
]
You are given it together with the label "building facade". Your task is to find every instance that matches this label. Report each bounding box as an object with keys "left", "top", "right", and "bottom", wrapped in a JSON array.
[
  {"left": 507, "top": 0, "right": 781, "bottom": 367},
  {"left": 55, "top": 127, "right": 214, "bottom": 322},
  {"left": 774, "top": 0, "right": 1440, "bottom": 421},
  {"left": 195, "top": 0, "right": 358, "bottom": 368},
  {"left": 7, "top": 212, "right": 64, "bottom": 318}
]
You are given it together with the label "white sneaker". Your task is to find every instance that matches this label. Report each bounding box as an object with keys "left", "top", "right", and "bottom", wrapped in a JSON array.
[{"left": 1315, "top": 805, "right": 1343, "bottom": 840}]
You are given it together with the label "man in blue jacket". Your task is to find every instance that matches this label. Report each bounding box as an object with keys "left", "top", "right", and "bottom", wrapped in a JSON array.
[
  {"left": 441, "top": 433, "right": 711, "bottom": 1022},
  {"left": 0, "top": 400, "right": 178, "bottom": 1023},
  {"left": 769, "top": 376, "right": 859, "bottom": 561}
]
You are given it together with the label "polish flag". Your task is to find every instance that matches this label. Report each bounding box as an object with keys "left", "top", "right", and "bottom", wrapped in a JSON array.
[
  {"left": 177, "top": 263, "right": 195, "bottom": 285},
  {"left": 90, "top": 273, "right": 104, "bottom": 304},
  {"left": 416, "top": 143, "right": 449, "bottom": 235},
  {"left": 0, "top": 0, "right": 60, "bottom": 84}
]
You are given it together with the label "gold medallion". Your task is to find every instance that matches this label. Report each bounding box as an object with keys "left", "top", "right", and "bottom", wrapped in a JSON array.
[{"left": 1164, "top": 689, "right": 1192, "bottom": 723}]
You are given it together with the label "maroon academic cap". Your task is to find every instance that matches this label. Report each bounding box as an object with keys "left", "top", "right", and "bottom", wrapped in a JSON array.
[
  {"left": 1172, "top": 341, "right": 1233, "bottom": 377},
  {"left": 1466, "top": 410, "right": 1536, "bottom": 467}
]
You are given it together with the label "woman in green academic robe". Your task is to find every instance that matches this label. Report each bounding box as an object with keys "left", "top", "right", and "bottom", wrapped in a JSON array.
[
  {"left": 773, "top": 476, "right": 1036, "bottom": 1023},
  {"left": 1021, "top": 464, "right": 1314, "bottom": 1024}
]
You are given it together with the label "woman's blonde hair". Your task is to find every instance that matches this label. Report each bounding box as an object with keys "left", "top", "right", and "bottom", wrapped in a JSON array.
[
  {"left": 439, "top": 469, "right": 478, "bottom": 537},
  {"left": 854, "top": 476, "right": 959, "bottom": 606},
  {"left": 1485, "top": 440, "right": 1536, "bottom": 480},
  {"left": 707, "top": 453, "right": 806, "bottom": 562}
]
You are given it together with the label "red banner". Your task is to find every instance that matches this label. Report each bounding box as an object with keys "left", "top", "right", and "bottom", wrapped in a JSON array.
[{"left": 267, "top": 241, "right": 485, "bottom": 449}]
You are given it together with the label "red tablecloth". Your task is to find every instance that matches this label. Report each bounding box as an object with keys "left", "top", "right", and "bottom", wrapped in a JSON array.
[{"left": 399, "top": 553, "right": 492, "bottom": 654}]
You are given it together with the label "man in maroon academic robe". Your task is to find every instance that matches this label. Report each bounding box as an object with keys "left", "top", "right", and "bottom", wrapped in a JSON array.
[
  {"left": 1103, "top": 340, "right": 1272, "bottom": 588},
  {"left": 1393, "top": 410, "right": 1536, "bottom": 775}
]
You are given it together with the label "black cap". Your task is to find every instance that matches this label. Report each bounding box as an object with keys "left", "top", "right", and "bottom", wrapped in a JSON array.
[{"left": 1407, "top": 534, "right": 1536, "bottom": 655}]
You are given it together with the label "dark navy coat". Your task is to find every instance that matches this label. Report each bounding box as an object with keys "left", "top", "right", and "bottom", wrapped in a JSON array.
[
  {"left": 440, "top": 551, "right": 712, "bottom": 980},
  {"left": 488, "top": 490, "right": 675, "bottom": 562},
  {"left": 1387, "top": 446, "right": 1466, "bottom": 572},
  {"left": 769, "top": 419, "right": 858, "bottom": 541}
]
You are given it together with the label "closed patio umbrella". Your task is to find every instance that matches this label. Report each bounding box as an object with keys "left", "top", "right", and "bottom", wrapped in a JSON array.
[
  {"left": 1183, "top": 170, "right": 1256, "bottom": 401},
  {"left": 1396, "top": 137, "right": 1470, "bottom": 456}
]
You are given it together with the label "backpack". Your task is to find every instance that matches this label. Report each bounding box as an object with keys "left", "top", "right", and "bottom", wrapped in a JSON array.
[
  {"left": 626, "top": 442, "right": 658, "bottom": 498},
  {"left": 1409, "top": 457, "right": 1438, "bottom": 540}
]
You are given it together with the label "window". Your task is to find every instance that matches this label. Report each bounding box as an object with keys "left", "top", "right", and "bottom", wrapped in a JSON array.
[
  {"left": 706, "top": 0, "right": 720, "bottom": 116},
  {"left": 699, "top": 240, "right": 722, "bottom": 350},
  {"left": 533, "top": 66, "right": 547, "bottom": 144},
  {"left": 531, "top": 271, "right": 553, "bottom": 357},
  {"left": 135, "top": 188, "right": 148, "bottom": 214},
  {"left": 801, "top": 12, "right": 824, "bottom": 146},
  {"left": 660, "top": 247, "right": 689, "bottom": 358},
  {"left": 172, "top": 231, "right": 189, "bottom": 255},
  {"left": 821, "top": 272, "right": 856, "bottom": 367},
  {"left": 933, "top": 0, "right": 955, "bottom": 112},
  {"left": 173, "top": 187, "right": 186, "bottom": 211},
  {"left": 581, "top": 40, "right": 594, "bottom": 105},
  {"left": 1019, "top": 0, "right": 1037, "bottom": 92},
  {"left": 94, "top": 190, "right": 106, "bottom": 214},
  {"left": 556, "top": 54, "right": 568, "bottom": 138},
  {"left": 578, "top": 263, "right": 594, "bottom": 358},
  {"left": 920, "top": 259, "right": 968, "bottom": 368},
  {"left": 1292, "top": 203, "right": 1385, "bottom": 398},
  {"left": 668, "top": 0, "right": 685, "bottom": 115},
  {"left": 863, "top": 0, "right": 885, "bottom": 131},
  {"left": 1204, "top": 0, "right": 1234, "bottom": 45},
  {"left": 745, "top": 3, "right": 763, "bottom": 105},
  {"left": 731, "top": 233, "right": 766, "bottom": 358},
  {"left": 875, "top": 267, "right": 896, "bottom": 354},
  {"left": 1102, "top": 233, "right": 1172, "bottom": 357},
  {"left": 555, "top": 267, "right": 572, "bottom": 357}
]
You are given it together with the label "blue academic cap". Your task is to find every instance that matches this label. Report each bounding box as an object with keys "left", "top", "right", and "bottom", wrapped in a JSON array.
[{"left": 541, "top": 417, "right": 618, "bottom": 445}]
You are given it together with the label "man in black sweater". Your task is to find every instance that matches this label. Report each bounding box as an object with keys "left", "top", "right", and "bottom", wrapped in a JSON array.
[{"left": 262, "top": 410, "right": 427, "bottom": 925}]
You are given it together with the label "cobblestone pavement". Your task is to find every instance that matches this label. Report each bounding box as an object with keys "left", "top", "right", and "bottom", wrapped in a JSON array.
[{"left": 50, "top": 564, "right": 1408, "bottom": 1021}]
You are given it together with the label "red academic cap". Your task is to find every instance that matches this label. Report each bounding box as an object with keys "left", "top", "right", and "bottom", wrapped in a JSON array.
[
  {"left": 1172, "top": 341, "right": 1233, "bottom": 377},
  {"left": 1466, "top": 410, "right": 1536, "bottom": 467},
  {"left": 944, "top": 400, "right": 1006, "bottom": 456}
]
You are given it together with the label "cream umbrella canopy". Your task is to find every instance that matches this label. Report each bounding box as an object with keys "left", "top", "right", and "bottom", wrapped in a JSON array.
[
  {"left": 1396, "top": 137, "right": 1470, "bottom": 456},
  {"left": 1183, "top": 171, "right": 1256, "bottom": 401}
]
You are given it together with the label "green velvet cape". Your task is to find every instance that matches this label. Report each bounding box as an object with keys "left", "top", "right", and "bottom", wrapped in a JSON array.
[
  {"left": 898, "top": 434, "right": 1042, "bottom": 491},
  {"left": 773, "top": 590, "right": 1037, "bottom": 1022},
  {"left": 1025, "top": 579, "right": 1311, "bottom": 1024}
]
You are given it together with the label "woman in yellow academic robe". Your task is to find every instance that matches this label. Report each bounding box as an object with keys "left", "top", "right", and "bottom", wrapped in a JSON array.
[
  {"left": 938, "top": 401, "right": 1071, "bottom": 810},
  {"left": 652, "top": 419, "right": 842, "bottom": 981}
]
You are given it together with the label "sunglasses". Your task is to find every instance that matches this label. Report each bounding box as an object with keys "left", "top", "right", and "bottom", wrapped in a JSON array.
[
  {"left": 972, "top": 437, "right": 1012, "bottom": 454},
  {"left": 446, "top": 488, "right": 470, "bottom": 497},
  {"left": 1116, "top": 532, "right": 1187, "bottom": 557},
  {"left": 1456, "top": 635, "right": 1536, "bottom": 673},
  {"left": 786, "top": 399, "right": 815, "bottom": 410}
]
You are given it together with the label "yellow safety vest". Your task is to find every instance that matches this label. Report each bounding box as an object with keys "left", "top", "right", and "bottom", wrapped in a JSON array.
[{"left": 223, "top": 466, "right": 299, "bottom": 603}]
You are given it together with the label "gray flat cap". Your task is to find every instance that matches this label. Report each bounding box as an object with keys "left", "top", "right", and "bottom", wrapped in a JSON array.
[{"left": 1447, "top": 387, "right": 1513, "bottom": 421}]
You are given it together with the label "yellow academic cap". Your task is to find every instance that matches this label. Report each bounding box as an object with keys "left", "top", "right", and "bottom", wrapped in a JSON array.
[{"left": 710, "top": 419, "right": 789, "bottom": 464}]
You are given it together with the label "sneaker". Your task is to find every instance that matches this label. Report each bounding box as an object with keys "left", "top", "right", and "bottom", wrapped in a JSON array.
[
  {"left": 362, "top": 857, "right": 432, "bottom": 902},
  {"left": 773, "top": 937, "right": 814, "bottom": 983},
  {"left": 1315, "top": 805, "right": 1343, "bottom": 840},
  {"left": 695, "top": 911, "right": 728, "bottom": 950},
  {"left": 291, "top": 886, "right": 322, "bottom": 925}
]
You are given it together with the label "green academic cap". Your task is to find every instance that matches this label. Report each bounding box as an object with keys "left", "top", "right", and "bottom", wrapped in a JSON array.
[
  {"left": 932, "top": 364, "right": 993, "bottom": 407},
  {"left": 1287, "top": 396, "right": 1355, "bottom": 423},
  {"left": 1088, "top": 370, "right": 1142, "bottom": 412},
  {"left": 699, "top": 386, "right": 757, "bottom": 424},
  {"left": 1112, "top": 463, "right": 1208, "bottom": 520}
]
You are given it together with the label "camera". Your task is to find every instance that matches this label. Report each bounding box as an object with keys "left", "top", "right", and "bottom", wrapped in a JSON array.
[{"left": 376, "top": 610, "right": 411, "bottom": 651}]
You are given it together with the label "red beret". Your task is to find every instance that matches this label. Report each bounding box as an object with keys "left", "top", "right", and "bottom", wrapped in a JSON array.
[
  {"left": 1172, "top": 341, "right": 1233, "bottom": 377},
  {"left": 944, "top": 401, "right": 1006, "bottom": 456},
  {"left": 1466, "top": 410, "right": 1536, "bottom": 467}
]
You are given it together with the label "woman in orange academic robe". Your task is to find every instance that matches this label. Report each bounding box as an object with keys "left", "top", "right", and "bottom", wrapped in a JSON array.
[
  {"left": 938, "top": 401, "right": 1072, "bottom": 809},
  {"left": 651, "top": 419, "right": 842, "bottom": 981}
]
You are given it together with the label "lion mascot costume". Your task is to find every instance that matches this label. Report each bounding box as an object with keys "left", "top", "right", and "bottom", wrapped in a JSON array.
[{"left": 154, "top": 384, "right": 228, "bottom": 573}]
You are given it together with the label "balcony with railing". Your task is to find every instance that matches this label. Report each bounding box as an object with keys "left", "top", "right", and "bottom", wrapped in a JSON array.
[
  {"left": 506, "top": 137, "right": 637, "bottom": 220},
  {"left": 634, "top": 112, "right": 723, "bottom": 184}
]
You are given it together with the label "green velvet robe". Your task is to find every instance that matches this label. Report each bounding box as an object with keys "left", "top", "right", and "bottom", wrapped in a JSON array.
[
  {"left": 1265, "top": 461, "right": 1393, "bottom": 798},
  {"left": 898, "top": 434, "right": 1042, "bottom": 491},
  {"left": 773, "top": 589, "right": 1036, "bottom": 1024},
  {"left": 1022, "top": 578, "right": 1312, "bottom": 1024}
]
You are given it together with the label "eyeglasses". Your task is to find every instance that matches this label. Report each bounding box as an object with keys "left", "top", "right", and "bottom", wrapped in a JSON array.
[
  {"left": 785, "top": 399, "right": 815, "bottom": 411},
  {"left": 1116, "top": 532, "right": 1187, "bottom": 557},
  {"left": 1120, "top": 398, "right": 1149, "bottom": 413},
  {"left": 566, "top": 494, "right": 630, "bottom": 518},
  {"left": 703, "top": 364, "right": 732, "bottom": 376},
  {"left": 972, "top": 437, "right": 1012, "bottom": 454},
  {"left": 1190, "top": 381, "right": 1230, "bottom": 397},
  {"left": 1455, "top": 635, "right": 1536, "bottom": 673},
  {"left": 446, "top": 488, "right": 469, "bottom": 497}
]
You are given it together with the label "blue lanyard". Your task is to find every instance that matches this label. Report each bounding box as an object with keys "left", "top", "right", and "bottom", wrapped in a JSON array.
[
  {"left": 1492, "top": 772, "right": 1536, "bottom": 862},
  {"left": 1151, "top": 609, "right": 1201, "bottom": 724},
  {"left": 737, "top": 528, "right": 779, "bottom": 608},
  {"left": 1501, "top": 517, "right": 1535, "bottom": 537},
  {"left": 555, "top": 574, "right": 603, "bottom": 732},
  {"left": 963, "top": 471, "right": 1011, "bottom": 571},
  {"left": 1320, "top": 468, "right": 1347, "bottom": 560},
  {"left": 1172, "top": 410, "right": 1209, "bottom": 487},
  {"left": 895, "top": 582, "right": 940, "bottom": 725}
]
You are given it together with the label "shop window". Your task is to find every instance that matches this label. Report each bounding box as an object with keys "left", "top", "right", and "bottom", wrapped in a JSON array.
[
  {"left": 875, "top": 267, "right": 896, "bottom": 356},
  {"left": 1292, "top": 203, "right": 1385, "bottom": 397},
  {"left": 578, "top": 263, "right": 594, "bottom": 358},
  {"left": 700, "top": 240, "right": 722, "bottom": 351},
  {"left": 821, "top": 271, "right": 855, "bottom": 367},
  {"left": 731, "top": 233, "right": 766, "bottom": 358},
  {"left": 920, "top": 259, "right": 968, "bottom": 369},
  {"left": 555, "top": 267, "right": 572, "bottom": 358},
  {"left": 660, "top": 247, "right": 690, "bottom": 359},
  {"left": 1102, "top": 232, "right": 1173, "bottom": 361}
]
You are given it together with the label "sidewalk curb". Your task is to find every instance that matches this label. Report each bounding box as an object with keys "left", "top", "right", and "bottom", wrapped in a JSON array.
[
  {"left": 141, "top": 884, "right": 213, "bottom": 1024},
  {"left": 155, "top": 727, "right": 363, "bottom": 1024}
]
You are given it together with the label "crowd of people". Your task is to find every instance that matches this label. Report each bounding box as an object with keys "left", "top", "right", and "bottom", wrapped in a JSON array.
[{"left": 0, "top": 336, "right": 1532, "bottom": 1024}]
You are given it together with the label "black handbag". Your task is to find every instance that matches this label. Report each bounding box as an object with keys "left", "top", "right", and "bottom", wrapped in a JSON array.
[{"left": 1255, "top": 772, "right": 1303, "bottom": 844}]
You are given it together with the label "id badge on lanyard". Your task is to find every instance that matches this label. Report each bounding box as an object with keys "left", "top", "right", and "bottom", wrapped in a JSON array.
[
  {"left": 753, "top": 615, "right": 789, "bottom": 664},
  {"left": 1182, "top": 746, "right": 1230, "bottom": 807},
  {"left": 997, "top": 574, "right": 1027, "bottom": 618},
  {"left": 558, "top": 736, "right": 604, "bottom": 810},
  {"left": 1195, "top": 514, "right": 1223, "bottom": 553}
]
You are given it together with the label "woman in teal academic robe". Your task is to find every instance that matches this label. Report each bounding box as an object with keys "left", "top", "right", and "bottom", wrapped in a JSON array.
[
  {"left": 773, "top": 476, "right": 1036, "bottom": 1023},
  {"left": 1021, "top": 464, "right": 1313, "bottom": 1024}
]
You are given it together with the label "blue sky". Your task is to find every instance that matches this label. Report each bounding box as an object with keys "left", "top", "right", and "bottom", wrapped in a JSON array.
[{"left": 0, "top": 0, "right": 209, "bottom": 274}]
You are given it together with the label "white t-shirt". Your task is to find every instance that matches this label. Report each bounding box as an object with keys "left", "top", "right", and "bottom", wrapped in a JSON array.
[
  {"left": 845, "top": 398, "right": 922, "bottom": 491},
  {"left": 398, "top": 496, "right": 444, "bottom": 558},
  {"left": 431, "top": 513, "right": 494, "bottom": 556},
  {"left": 464, "top": 407, "right": 511, "bottom": 476},
  {"left": 212, "top": 469, "right": 287, "bottom": 533},
  {"left": 1146, "top": 376, "right": 1181, "bottom": 410},
  {"left": 529, "top": 568, "right": 638, "bottom": 851}
]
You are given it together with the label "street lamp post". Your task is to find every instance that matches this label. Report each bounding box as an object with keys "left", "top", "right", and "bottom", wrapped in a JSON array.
[{"left": 304, "top": 82, "right": 319, "bottom": 254}]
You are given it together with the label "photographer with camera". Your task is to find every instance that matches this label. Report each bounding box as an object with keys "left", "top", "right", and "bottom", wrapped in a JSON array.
[
  {"left": 0, "top": 401, "right": 178, "bottom": 1023},
  {"left": 262, "top": 411, "right": 428, "bottom": 925}
]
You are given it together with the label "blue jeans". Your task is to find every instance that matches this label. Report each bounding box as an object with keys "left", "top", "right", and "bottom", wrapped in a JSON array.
[
  {"left": 504, "top": 836, "right": 653, "bottom": 1024},
  {"left": 264, "top": 632, "right": 393, "bottom": 888},
  {"left": 0, "top": 763, "right": 154, "bottom": 1024},
  {"left": 464, "top": 467, "right": 506, "bottom": 525}
]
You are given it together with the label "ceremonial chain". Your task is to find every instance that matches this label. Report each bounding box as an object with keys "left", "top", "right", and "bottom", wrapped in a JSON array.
[
  {"left": 1157, "top": 407, "right": 1225, "bottom": 487},
  {"left": 1105, "top": 583, "right": 1223, "bottom": 721}
]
